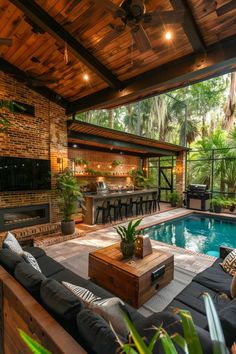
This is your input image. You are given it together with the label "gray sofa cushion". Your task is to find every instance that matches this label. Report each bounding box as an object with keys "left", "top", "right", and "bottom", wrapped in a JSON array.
[
  {"left": 76, "top": 309, "right": 120, "bottom": 354},
  {"left": 24, "top": 247, "right": 46, "bottom": 259},
  {"left": 14, "top": 262, "right": 46, "bottom": 296},
  {"left": 40, "top": 279, "right": 84, "bottom": 321},
  {"left": 136, "top": 311, "right": 213, "bottom": 354},
  {"left": 193, "top": 259, "right": 232, "bottom": 295},
  {"left": 37, "top": 255, "right": 64, "bottom": 277},
  {"left": 0, "top": 248, "right": 25, "bottom": 274},
  {"left": 219, "top": 298, "right": 236, "bottom": 347}
]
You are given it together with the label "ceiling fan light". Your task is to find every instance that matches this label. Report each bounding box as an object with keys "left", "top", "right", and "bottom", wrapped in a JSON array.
[{"left": 165, "top": 31, "right": 172, "bottom": 40}]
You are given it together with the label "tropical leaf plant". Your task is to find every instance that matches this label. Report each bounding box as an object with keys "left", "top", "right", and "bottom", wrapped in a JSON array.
[
  {"left": 114, "top": 219, "right": 142, "bottom": 243},
  {"left": 18, "top": 329, "right": 51, "bottom": 354},
  {"left": 0, "top": 99, "right": 24, "bottom": 131},
  {"left": 56, "top": 168, "right": 84, "bottom": 221},
  {"left": 118, "top": 293, "right": 230, "bottom": 354}
]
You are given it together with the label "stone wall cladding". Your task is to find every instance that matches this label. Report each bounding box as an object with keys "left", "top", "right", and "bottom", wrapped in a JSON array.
[{"left": 0, "top": 71, "right": 68, "bottom": 223}]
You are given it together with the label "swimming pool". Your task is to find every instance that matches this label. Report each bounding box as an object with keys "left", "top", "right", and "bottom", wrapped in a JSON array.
[{"left": 142, "top": 213, "right": 236, "bottom": 256}]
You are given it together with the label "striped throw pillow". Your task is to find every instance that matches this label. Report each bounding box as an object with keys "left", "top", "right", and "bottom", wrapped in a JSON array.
[
  {"left": 62, "top": 282, "right": 101, "bottom": 305},
  {"left": 22, "top": 251, "right": 42, "bottom": 273},
  {"left": 221, "top": 249, "right": 236, "bottom": 276}
]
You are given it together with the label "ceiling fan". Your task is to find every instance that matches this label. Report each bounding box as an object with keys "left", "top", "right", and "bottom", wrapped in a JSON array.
[
  {"left": 0, "top": 37, "right": 13, "bottom": 47},
  {"left": 95, "top": 0, "right": 185, "bottom": 52},
  {"left": 9, "top": 70, "right": 57, "bottom": 87}
]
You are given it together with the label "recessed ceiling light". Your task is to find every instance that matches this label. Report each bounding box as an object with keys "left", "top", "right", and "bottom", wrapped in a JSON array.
[
  {"left": 83, "top": 74, "right": 89, "bottom": 81},
  {"left": 165, "top": 31, "right": 172, "bottom": 40},
  {"left": 73, "top": 144, "right": 77, "bottom": 148}
]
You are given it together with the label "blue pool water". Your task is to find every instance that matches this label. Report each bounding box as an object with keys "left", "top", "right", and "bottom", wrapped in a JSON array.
[{"left": 142, "top": 213, "right": 236, "bottom": 255}]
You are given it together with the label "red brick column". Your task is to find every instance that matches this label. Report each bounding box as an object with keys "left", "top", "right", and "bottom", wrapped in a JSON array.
[{"left": 175, "top": 151, "right": 186, "bottom": 206}]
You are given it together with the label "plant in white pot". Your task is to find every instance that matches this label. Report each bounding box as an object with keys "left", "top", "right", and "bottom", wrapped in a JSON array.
[
  {"left": 114, "top": 219, "right": 142, "bottom": 258},
  {"left": 56, "top": 168, "right": 84, "bottom": 235}
]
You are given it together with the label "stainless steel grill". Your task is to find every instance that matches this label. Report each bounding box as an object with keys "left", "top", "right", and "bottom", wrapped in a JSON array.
[{"left": 185, "top": 184, "right": 211, "bottom": 211}]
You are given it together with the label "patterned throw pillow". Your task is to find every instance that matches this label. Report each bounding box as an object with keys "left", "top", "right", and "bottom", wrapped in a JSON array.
[
  {"left": 3, "top": 231, "right": 23, "bottom": 254},
  {"left": 62, "top": 281, "right": 128, "bottom": 338},
  {"left": 62, "top": 282, "right": 101, "bottom": 304},
  {"left": 221, "top": 249, "right": 236, "bottom": 276},
  {"left": 22, "top": 251, "right": 42, "bottom": 273}
]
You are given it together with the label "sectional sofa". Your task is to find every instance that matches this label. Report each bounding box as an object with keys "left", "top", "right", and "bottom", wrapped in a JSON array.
[{"left": 0, "top": 245, "right": 235, "bottom": 353}]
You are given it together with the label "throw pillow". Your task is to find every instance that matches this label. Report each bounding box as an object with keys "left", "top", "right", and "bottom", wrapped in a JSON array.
[
  {"left": 62, "top": 281, "right": 101, "bottom": 305},
  {"left": 76, "top": 309, "right": 122, "bottom": 354},
  {"left": 220, "top": 249, "right": 236, "bottom": 275},
  {"left": 230, "top": 274, "right": 236, "bottom": 298},
  {"left": 22, "top": 251, "right": 42, "bottom": 273},
  {"left": 3, "top": 231, "right": 23, "bottom": 254},
  {"left": 90, "top": 297, "right": 129, "bottom": 339}
]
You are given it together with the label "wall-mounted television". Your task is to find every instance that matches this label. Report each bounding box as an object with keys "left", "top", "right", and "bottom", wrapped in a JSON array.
[{"left": 0, "top": 157, "right": 51, "bottom": 192}]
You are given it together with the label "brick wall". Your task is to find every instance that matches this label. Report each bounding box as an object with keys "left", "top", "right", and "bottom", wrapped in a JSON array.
[
  {"left": 175, "top": 151, "right": 186, "bottom": 205},
  {"left": 0, "top": 71, "right": 68, "bottom": 222}
]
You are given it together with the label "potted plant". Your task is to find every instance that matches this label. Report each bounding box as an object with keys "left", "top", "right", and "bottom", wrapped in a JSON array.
[
  {"left": 56, "top": 168, "right": 84, "bottom": 235},
  {"left": 210, "top": 195, "right": 225, "bottom": 213},
  {"left": 169, "top": 191, "right": 179, "bottom": 207},
  {"left": 112, "top": 159, "right": 122, "bottom": 167},
  {"left": 114, "top": 219, "right": 142, "bottom": 258}
]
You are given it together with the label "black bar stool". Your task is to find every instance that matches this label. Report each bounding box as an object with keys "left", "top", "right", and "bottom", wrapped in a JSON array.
[
  {"left": 151, "top": 190, "right": 160, "bottom": 212},
  {"left": 120, "top": 197, "right": 133, "bottom": 218},
  {"left": 142, "top": 194, "right": 152, "bottom": 214},
  {"left": 95, "top": 200, "right": 111, "bottom": 224},
  {"left": 109, "top": 199, "right": 122, "bottom": 222},
  {"left": 132, "top": 196, "right": 143, "bottom": 216}
]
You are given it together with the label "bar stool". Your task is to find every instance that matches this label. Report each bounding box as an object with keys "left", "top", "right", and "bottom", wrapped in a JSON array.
[
  {"left": 151, "top": 190, "right": 160, "bottom": 212},
  {"left": 132, "top": 196, "right": 143, "bottom": 216},
  {"left": 109, "top": 199, "right": 122, "bottom": 222},
  {"left": 142, "top": 194, "right": 152, "bottom": 214},
  {"left": 120, "top": 197, "right": 133, "bottom": 218},
  {"left": 95, "top": 200, "right": 111, "bottom": 224}
]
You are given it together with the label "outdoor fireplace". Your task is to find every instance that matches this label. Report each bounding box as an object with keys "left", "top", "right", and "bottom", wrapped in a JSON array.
[{"left": 0, "top": 204, "right": 50, "bottom": 231}]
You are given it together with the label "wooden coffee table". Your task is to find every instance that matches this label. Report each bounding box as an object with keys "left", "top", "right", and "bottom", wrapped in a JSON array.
[{"left": 89, "top": 243, "right": 174, "bottom": 308}]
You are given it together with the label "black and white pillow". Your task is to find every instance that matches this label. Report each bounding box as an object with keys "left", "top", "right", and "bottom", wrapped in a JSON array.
[
  {"left": 221, "top": 249, "right": 236, "bottom": 276},
  {"left": 22, "top": 251, "right": 42, "bottom": 273},
  {"left": 3, "top": 231, "right": 23, "bottom": 254},
  {"left": 62, "top": 282, "right": 101, "bottom": 304},
  {"left": 62, "top": 281, "right": 128, "bottom": 338}
]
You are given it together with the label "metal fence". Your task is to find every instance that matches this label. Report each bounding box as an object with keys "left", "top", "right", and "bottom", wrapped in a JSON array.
[{"left": 186, "top": 148, "right": 236, "bottom": 198}]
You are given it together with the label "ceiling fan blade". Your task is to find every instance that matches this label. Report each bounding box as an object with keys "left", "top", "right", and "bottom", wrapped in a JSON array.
[
  {"left": 143, "top": 10, "right": 185, "bottom": 25},
  {"left": 95, "top": 26, "right": 125, "bottom": 50},
  {"left": 0, "top": 38, "right": 13, "bottom": 46},
  {"left": 131, "top": 24, "right": 151, "bottom": 52},
  {"left": 216, "top": 0, "right": 236, "bottom": 16}
]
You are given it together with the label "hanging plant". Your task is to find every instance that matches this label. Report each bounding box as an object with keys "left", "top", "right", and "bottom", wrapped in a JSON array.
[
  {"left": 74, "top": 157, "right": 89, "bottom": 167},
  {"left": 112, "top": 159, "right": 122, "bottom": 167}
]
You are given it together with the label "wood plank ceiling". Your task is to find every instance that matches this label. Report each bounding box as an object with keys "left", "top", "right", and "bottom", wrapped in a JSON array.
[{"left": 0, "top": 0, "right": 236, "bottom": 113}]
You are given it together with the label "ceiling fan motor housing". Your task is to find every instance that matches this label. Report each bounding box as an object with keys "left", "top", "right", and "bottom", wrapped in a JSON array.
[{"left": 119, "top": 0, "right": 146, "bottom": 26}]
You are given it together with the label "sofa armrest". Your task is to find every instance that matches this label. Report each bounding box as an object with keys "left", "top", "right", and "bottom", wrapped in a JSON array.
[{"left": 220, "top": 246, "right": 234, "bottom": 259}]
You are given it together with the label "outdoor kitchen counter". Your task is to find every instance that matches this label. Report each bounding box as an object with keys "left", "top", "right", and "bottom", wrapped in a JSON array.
[{"left": 83, "top": 189, "right": 157, "bottom": 225}]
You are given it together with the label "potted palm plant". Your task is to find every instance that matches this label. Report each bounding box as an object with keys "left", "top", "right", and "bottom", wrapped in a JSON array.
[
  {"left": 56, "top": 168, "right": 84, "bottom": 235},
  {"left": 169, "top": 191, "right": 179, "bottom": 207},
  {"left": 114, "top": 219, "right": 142, "bottom": 258}
]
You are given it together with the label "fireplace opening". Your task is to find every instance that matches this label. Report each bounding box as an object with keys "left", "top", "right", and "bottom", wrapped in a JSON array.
[{"left": 0, "top": 204, "right": 50, "bottom": 231}]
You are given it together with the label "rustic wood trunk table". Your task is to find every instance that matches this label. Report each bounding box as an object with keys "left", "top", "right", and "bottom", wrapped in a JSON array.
[{"left": 89, "top": 243, "right": 174, "bottom": 308}]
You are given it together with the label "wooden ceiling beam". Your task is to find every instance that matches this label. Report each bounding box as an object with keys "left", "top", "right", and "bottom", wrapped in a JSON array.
[
  {"left": 9, "top": 0, "right": 122, "bottom": 89},
  {"left": 170, "top": 0, "right": 206, "bottom": 52},
  {"left": 216, "top": 0, "right": 236, "bottom": 16},
  {"left": 67, "top": 35, "right": 236, "bottom": 114},
  {"left": 0, "top": 58, "right": 69, "bottom": 109}
]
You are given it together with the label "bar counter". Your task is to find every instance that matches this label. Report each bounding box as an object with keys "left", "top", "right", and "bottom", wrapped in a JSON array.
[{"left": 83, "top": 188, "right": 157, "bottom": 225}]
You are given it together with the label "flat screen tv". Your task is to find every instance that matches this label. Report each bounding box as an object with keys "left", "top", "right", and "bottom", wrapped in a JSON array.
[{"left": 0, "top": 157, "right": 51, "bottom": 191}]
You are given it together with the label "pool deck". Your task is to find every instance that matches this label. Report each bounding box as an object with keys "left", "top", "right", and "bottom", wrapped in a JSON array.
[{"left": 43, "top": 208, "right": 221, "bottom": 316}]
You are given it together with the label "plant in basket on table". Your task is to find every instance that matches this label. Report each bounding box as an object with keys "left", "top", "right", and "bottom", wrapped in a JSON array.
[
  {"left": 114, "top": 219, "right": 142, "bottom": 258},
  {"left": 56, "top": 168, "right": 84, "bottom": 235}
]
